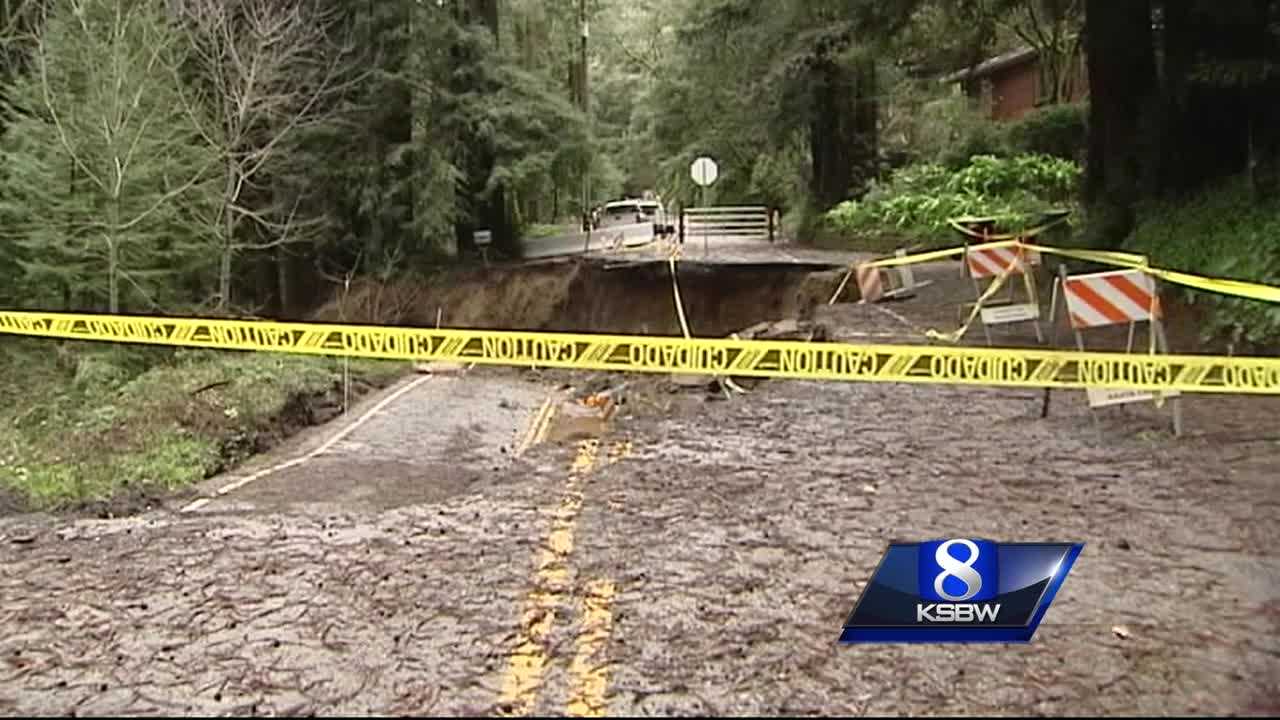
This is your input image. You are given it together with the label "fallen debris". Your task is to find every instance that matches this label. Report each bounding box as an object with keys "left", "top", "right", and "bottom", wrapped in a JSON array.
[
  {"left": 733, "top": 318, "right": 830, "bottom": 342},
  {"left": 414, "top": 361, "right": 466, "bottom": 375},
  {"left": 669, "top": 374, "right": 717, "bottom": 389}
]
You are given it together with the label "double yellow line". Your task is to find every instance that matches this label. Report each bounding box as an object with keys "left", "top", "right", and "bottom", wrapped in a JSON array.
[
  {"left": 514, "top": 396, "right": 558, "bottom": 457},
  {"left": 500, "top": 405, "right": 630, "bottom": 716}
]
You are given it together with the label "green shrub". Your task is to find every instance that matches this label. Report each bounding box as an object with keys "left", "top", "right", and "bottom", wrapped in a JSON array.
[
  {"left": 0, "top": 345, "right": 408, "bottom": 510},
  {"left": 1006, "top": 103, "right": 1088, "bottom": 161},
  {"left": 1126, "top": 177, "right": 1280, "bottom": 348},
  {"left": 824, "top": 154, "right": 1082, "bottom": 248},
  {"left": 939, "top": 122, "right": 1012, "bottom": 169},
  {"left": 523, "top": 223, "right": 566, "bottom": 239},
  {"left": 898, "top": 95, "right": 1011, "bottom": 168}
]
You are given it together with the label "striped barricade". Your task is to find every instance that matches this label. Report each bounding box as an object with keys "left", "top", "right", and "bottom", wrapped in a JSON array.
[
  {"left": 854, "top": 249, "right": 933, "bottom": 304},
  {"left": 1049, "top": 266, "right": 1182, "bottom": 435},
  {"left": 963, "top": 242, "right": 1045, "bottom": 345}
]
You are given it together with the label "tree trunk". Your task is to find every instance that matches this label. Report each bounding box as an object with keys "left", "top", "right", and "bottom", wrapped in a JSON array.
[
  {"left": 107, "top": 238, "right": 119, "bottom": 313},
  {"left": 1156, "top": 0, "right": 1252, "bottom": 197},
  {"left": 449, "top": 0, "right": 513, "bottom": 256},
  {"left": 1246, "top": 0, "right": 1280, "bottom": 199},
  {"left": 108, "top": 186, "right": 120, "bottom": 313},
  {"left": 219, "top": 159, "right": 239, "bottom": 311},
  {"left": 252, "top": 250, "right": 278, "bottom": 315},
  {"left": 1082, "top": 0, "right": 1157, "bottom": 246},
  {"left": 808, "top": 56, "right": 878, "bottom": 211}
]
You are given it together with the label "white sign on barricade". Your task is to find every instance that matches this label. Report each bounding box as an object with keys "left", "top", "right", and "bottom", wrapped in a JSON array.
[
  {"left": 964, "top": 242, "right": 1044, "bottom": 345},
  {"left": 1047, "top": 266, "right": 1183, "bottom": 436}
]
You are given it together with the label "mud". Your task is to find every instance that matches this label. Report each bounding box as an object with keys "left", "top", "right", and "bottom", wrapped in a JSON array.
[
  {"left": 311, "top": 260, "right": 845, "bottom": 338},
  {"left": 1, "top": 252, "right": 1277, "bottom": 715},
  {"left": 227, "top": 376, "right": 390, "bottom": 458}
]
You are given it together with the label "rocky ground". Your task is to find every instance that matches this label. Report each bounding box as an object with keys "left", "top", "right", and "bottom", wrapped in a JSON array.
[{"left": 1, "top": 253, "right": 1277, "bottom": 716}]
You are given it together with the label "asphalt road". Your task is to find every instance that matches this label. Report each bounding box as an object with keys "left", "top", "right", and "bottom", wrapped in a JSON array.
[
  {"left": 1, "top": 257, "right": 1277, "bottom": 716},
  {"left": 521, "top": 223, "right": 656, "bottom": 259}
]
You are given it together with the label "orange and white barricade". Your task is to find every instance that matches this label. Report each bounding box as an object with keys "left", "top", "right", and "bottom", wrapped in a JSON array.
[
  {"left": 963, "top": 241, "right": 1044, "bottom": 345},
  {"left": 1047, "top": 265, "right": 1182, "bottom": 436},
  {"left": 853, "top": 249, "right": 933, "bottom": 304}
]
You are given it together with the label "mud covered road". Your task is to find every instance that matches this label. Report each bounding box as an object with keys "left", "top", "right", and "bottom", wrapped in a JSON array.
[{"left": 1, "top": 257, "right": 1278, "bottom": 716}]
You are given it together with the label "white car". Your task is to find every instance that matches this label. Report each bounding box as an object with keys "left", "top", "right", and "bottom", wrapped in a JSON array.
[
  {"left": 598, "top": 200, "right": 647, "bottom": 228},
  {"left": 596, "top": 198, "right": 675, "bottom": 240}
]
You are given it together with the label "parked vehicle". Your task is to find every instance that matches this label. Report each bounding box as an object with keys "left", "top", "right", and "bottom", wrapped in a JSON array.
[
  {"left": 638, "top": 199, "right": 676, "bottom": 237},
  {"left": 598, "top": 199, "right": 645, "bottom": 228},
  {"left": 594, "top": 197, "right": 674, "bottom": 238}
]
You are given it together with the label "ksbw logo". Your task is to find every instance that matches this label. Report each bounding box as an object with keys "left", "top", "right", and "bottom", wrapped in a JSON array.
[{"left": 840, "top": 538, "right": 1083, "bottom": 643}]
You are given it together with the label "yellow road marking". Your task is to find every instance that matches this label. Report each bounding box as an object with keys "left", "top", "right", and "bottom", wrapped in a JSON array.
[
  {"left": 605, "top": 440, "right": 631, "bottom": 465},
  {"left": 514, "top": 395, "right": 556, "bottom": 458},
  {"left": 497, "top": 438, "right": 630, "bottom": 716},
  {"left": 533, "top": 401, "right": 558, "bottom": 445},
  {"left": 566, "top": 578, "right": 617, "bottom": 717},
  {"left": 498, "top": 438, "right": 600, "bottom": 715}
]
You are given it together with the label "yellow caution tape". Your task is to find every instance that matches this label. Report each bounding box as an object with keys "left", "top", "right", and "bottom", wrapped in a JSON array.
[
  {"left": 1018, "top": 242, "right": 1280, "bottom": 305},
  {"left": 859, "top": 242, "right": 1000, "bottom": 269},
  {"left": 840, "top": 239, "right": 1279, "bottom": 306},
  {"left": 924, "top": 247, "right": 1029, "bottom": 343},
  {"left": 1, "top": 310, "right": 1277, "bottom": 394},
  {"left": 947, "top": 215, "right": 1071, "bottom": 242}
]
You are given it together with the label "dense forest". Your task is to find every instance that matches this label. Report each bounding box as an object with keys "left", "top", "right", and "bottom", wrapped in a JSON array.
[{"left": 0, "top": 0, "right": 1276, "bottom": 327}]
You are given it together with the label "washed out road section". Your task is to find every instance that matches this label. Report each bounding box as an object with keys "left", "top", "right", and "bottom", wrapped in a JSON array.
[
  {"left": 0, "top": 371, "right": 570, "bottom": 716},
  {"left": 184, "top": 374, "right": 551, "bottom": 515},
  {"left": 1, "top": 256, "right": 1278, "bottom": 715}
]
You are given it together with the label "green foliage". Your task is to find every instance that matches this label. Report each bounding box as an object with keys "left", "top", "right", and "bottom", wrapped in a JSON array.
[
  {"left": 824, "top": 153, "right": 1081, "bottom": 247},
  {"left": 0, "top": 0, "right": 218, "bottom": 313},
  {"left": 0, "top": 339, "right": 407, "bottom": 509},
  {"left": 1126, "top": 177, "right": 1280, "bottom": 348},
  {"left": 887, "top": 92, "right": 1016, "bottom": 169},
  {"left": 647, "top": 0, "right": 922, "bottom": 213},
  {"left": 1006, "top": 103, "right": 1087, "bottom": 160},
  {"left": 941, "top": 121, "right": 1012, "bottom": 169}
]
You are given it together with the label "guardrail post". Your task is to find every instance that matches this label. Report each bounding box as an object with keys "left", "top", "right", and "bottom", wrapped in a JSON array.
[
  {"left": 768, "top": 208, "right": 776, "bottom": 243},
  {"left": 679, "top": 206, "right": 685, "bottom": 245}
]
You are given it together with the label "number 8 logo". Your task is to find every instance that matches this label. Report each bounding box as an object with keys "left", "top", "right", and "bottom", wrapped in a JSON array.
[{"left": 933, "top": 539, "right": 984, "bottom": 601}]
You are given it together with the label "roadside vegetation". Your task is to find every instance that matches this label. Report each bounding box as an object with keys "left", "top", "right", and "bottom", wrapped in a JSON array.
[
  {"left": 1126, "top": 179, "right": 1280, "bottom": 350},
  {"left": 822, "top": 153, "right": 1081, "bottom": 252},
  {"left": 0, "top": 341, "right": 405, "bottom": 512}
]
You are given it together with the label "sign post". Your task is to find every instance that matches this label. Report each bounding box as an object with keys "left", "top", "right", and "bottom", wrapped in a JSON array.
[
  {"left": 473, "top": 229, "right": 491, "bottom": 266},
  {"left": 690, "top": 156, "right": 718, "bottom": 258}
]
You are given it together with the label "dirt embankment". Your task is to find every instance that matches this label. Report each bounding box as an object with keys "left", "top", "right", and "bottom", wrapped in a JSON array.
[{"left": 311, "top": 260, "right": 847, "bottom": 337}]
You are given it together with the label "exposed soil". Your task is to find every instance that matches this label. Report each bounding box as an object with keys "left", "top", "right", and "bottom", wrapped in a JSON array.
[
  {"left": 311, "top": 259, "right": 847, "bottom": 338},
  {"left": 211, "top": 376, "right": 389, "bottom": 470}
]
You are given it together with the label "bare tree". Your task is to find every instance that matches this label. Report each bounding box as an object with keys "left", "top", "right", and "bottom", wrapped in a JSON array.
[
  {"left": 969, "top": 0, "right": 1084, "bottom": 106},
  {"left": 23, "top": 0, "right": 216, "bottom": 313},
  {"left": 175, "top": 0, "right": 353, "bottom": 310}
]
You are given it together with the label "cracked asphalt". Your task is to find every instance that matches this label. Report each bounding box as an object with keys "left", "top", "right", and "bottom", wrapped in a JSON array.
[{"left": 1, "top": 258, "right": 1277, "bottom": 716}]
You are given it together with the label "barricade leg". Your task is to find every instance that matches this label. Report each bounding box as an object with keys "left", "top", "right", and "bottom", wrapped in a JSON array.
[
  {"left": 1073, "top": 325, "right": 1104, "bottom": 440},
  {"left": 1153, "top": 319, "right": 1184, "bottom": 437},
  {"left": 1024, "top": 271, "right": 1045, "bottom": 343},
  {"left": 972, "top": 277, "right": 994, "bottom": 346},
  {"left": 1040, "top": 270, "right": 1066, "bottom": 418}
]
